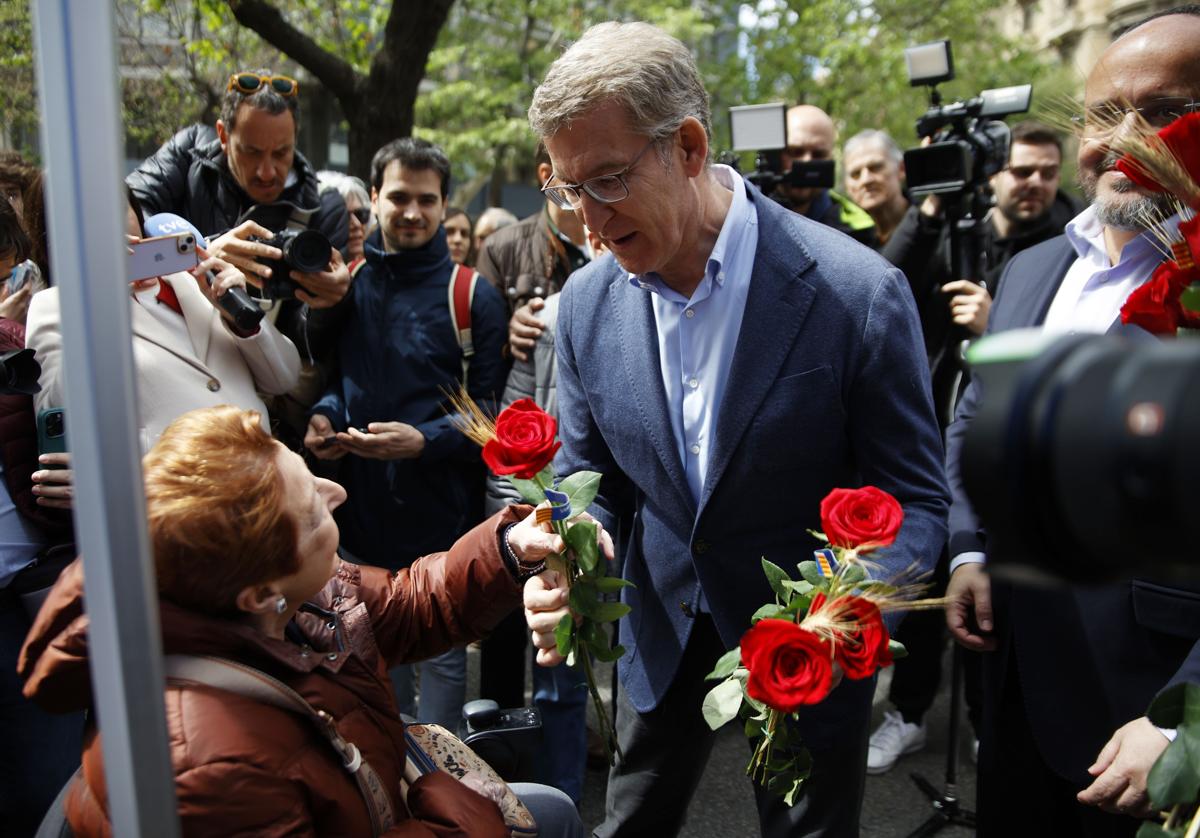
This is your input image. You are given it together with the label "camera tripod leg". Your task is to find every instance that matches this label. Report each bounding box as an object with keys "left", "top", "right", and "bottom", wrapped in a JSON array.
[{"left": 903, "top": 646, "right": 976, "bottom": 838}]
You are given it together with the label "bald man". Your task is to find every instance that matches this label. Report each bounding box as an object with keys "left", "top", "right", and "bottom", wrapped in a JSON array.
[
  {"left": 944, "top": 7, "right": 1200, "bottom": 835},
  {"left": 778, "top": 105, "right": 876, "bottom": 246}
]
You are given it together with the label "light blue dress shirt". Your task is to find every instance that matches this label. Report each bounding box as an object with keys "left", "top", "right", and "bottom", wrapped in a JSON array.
[{"left": 628, "top": 165, "right": 759, "bottom": 505}]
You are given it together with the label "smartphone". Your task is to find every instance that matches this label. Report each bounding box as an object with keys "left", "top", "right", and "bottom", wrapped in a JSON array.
[
  {"left": 317, "top": 435, "right": 338, "bottom": 448},
  {"left": 6, "top": 262, "right": 30, "bottom": 295},
  {"left": 128, "top": 232, "right": 198, "bottom": 282},
  {"left": 37, "top": 408, "right": 67, "bottom": 459}
]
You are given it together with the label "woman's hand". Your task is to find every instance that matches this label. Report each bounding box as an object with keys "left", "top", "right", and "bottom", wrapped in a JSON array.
[
  {"left": 506, "top": 507, "right": 565, "bottom": 566},
  {"left": 190, "top": 247, "right": 249, "bottom": 315},
  {"left": 32, "top": 452, "right": 73, "bottom": 509}
]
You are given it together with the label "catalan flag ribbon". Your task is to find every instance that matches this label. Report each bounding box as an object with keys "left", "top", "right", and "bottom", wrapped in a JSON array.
[
  {"left": 813, "top": 548, "right": 838, "bottom": 578},
  {"left": 543, "top": 487, "right": 573, "bottom": 521}
]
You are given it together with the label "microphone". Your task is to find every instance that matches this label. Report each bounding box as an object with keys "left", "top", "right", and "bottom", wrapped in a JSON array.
[{"left": 142, "top": 213, "right": 265, "bottom": 332}]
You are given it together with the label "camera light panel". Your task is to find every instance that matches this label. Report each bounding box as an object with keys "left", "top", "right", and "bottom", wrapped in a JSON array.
[
  {"left": 729, "top": 103, "right": 787, "bottom": 152},
  {"left": 905, "top": 40, "right": 954, "bottom": 86}
]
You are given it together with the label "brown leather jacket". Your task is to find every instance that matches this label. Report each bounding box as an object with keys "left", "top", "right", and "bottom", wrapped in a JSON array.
[{"left": 19, "top": 507, "right": 529, "bottom": 837}]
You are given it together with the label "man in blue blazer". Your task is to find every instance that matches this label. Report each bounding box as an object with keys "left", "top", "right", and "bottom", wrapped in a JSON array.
[
  {"left": 521, "top": 22, "right": 949, "bottom": 837},
  {"left": 944, "top": 8, "right": 1200, "bottom": 835}
]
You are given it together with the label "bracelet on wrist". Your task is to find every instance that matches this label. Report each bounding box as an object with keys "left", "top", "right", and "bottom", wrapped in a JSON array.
[{"left": 504, "top": 523, "right": 547, "bottom": 580}]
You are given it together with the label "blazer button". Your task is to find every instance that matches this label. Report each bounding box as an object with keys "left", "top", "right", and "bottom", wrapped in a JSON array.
[
  {"left": 679, "top": 601, "right": 695, "bottom": 618},
  {"left": 693, "top": 539, "right": 709, "bottom": 556},
  {"left": 206, "top": 378, "right": 220, "bottom": 392}
]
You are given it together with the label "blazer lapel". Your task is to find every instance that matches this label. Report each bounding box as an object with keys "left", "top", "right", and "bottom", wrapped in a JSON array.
[
  {"left": 698, "top": 207, "right": 816, "bottom": 512},
  {"left": 130, "top": 280, "right": 216, "bottom": 380},
  {"left": 167, "top": 273, "right": 216, "bottom": 363},
  {"left": 1025, "top": 238, "right": 1078, "bottom": 326},
  {"left": 609, "top": 272, "right": 694, "bottom": 513}
]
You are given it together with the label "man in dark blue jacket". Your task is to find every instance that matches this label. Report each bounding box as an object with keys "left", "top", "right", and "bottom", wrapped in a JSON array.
[{"left": 304, "top": 138, "right": 507, "bottom": 728}]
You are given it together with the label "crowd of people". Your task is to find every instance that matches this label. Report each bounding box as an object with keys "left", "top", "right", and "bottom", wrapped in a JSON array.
[{"left": 1, "top": 5, "right": 1199, "bottom": 837}]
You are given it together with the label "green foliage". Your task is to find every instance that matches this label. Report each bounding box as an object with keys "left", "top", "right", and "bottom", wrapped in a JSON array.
[
  {"left": 558, "top": 470, "right": 601, "bottom": 517},
  {"left": 1139, "top": 683, "right": 1200, "bottom": 835},
  {"left": 703, "top": 676, "right": 746, "bottom": 729},
  {"left": 706, "top": 646, "right": 743, "bottom": 681},
  {"left": 0, "top": 1, "right": 38, "bottom": 159}
]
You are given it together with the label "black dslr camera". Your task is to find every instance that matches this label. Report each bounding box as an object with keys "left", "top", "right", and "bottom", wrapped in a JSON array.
[
  {"left": 250, "top": 228, "right": 332, "bottom": 300},
  {"left": 720, "top": 103, "right": 835, "bottom": 201}
]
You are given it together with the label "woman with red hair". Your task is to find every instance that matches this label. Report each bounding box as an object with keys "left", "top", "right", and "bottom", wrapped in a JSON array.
[{"left": 19, "top": 405, "right": 587, "bottom": 837}]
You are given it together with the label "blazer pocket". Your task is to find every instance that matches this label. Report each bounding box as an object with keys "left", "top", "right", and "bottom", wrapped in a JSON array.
[
  {"left": 1131, "top": 579, "right": 1200, "bottom": 639},
  {"left": 751, "top": 365, "right": 846, "bottom": 472}
]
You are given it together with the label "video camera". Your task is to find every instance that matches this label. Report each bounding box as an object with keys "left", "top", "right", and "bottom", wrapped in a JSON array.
[
  {"left": 902, "top": 40, "right": 1032, "bottom": 198},
  {"left": 249, "top": 227, "right": 332, "bottom": 300},
  {"left": 723, "top": 103, "right": 835, "bottom": 201},
  {"left": 960, "top": 330, "right": 1200, "bottom": 585}
]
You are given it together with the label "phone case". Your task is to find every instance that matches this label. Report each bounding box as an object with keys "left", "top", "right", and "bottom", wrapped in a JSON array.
[
  {"left": 37, "top": 408, "right": 67, "bottom": 457},
  {"left": 128, "top": 233, "right": 198, "bottom": 282}
]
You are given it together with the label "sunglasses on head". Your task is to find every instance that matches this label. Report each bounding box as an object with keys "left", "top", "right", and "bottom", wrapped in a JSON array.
[
  {"left": 348, "top": 207, "right": 371, "bottom": 225},
  {"left": 227, "top": 73, "right": 299, "bottom": 98}
]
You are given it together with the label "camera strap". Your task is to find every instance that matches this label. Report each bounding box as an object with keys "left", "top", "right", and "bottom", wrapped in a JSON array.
[{"left": 163, "top": 654, "right": 397, "bottom": 836}]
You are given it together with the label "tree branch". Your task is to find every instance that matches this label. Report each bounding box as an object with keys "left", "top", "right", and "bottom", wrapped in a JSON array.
[
  {"left": 227, "top": 0, "right": 358, "bottom": 103},
  {"left": 375, "top": 0, "right": 455, "bottom": 87}
]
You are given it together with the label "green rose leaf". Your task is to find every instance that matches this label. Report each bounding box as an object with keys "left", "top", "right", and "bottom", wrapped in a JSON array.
[
  {"left": 565, "top": 521, "right": 600, "bottom": 574},
  {"left": 703, "top": 678, "right": 745, "bottom": 730},
  {"left": 568, "top": 582, "right": 599, "bottom": 619},
  {"left": 1146, "top": 682, "right": 1200, "bottom": 728},
  {"left": 508, "top": 476, "right": 547, "bottom": 506},
  {"left": 554, "top": 613, "right": 574, "bottom": 658},
  {"left": 559, "top": 470, "right": 602, "bottom": 516},
  {"left": 1134, "top": 825, "right": 1174, "bottom": 838},
  {"left": 591, "top": 601, "right": 632, "bottom": 622},
  {"left": 751, "top": 603, "right": 789, "bottom": 623},
  {"left": 1181, "top": 284, "right": 1200, "bottom": 316},
  {"left": 1146, "top": 720, "right": 1200, "bottom": 807},
  {"left": 706, "top": 646, "right": 743, "bottom": 681},
  {"left": 589, "top": 636, "right": 626, "bottom": 663},
  {"left": 888, "top": 639, "right": 908, "bottom": 660},
  {"left": 593, "top": 575, "right": 633, "bottom": 593},
  {"left": 761, "top": 558, "right": 792, "bottom": 602},
  {"left": 782, "top": 579, "right": 814, "bottom": 596},
  {"left": 798, "top": 561, "right": 823, "bottom": 586}
]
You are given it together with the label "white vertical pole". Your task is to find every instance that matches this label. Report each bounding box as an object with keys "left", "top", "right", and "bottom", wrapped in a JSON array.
[{"left": 30, "top": 1, "right": 180, "bottom": 834}]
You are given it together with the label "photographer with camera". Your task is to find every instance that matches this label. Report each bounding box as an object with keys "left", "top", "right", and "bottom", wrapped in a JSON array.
[
  {"left": 944, "top": 8, "right": 1200, "bottom": 834},
  {"left": 127, "top": 69, "right": 350, "bottom": 447},
  {"left": 777, "top": 105, "right": 878, "bottom": 246},
  {"left": 26, "top": 189, "right": 300, "bottom": 449}
]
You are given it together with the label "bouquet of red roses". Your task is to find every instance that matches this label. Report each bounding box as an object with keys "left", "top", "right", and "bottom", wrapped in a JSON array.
[
  {"left": 702, "top": 486, "right": 937, "bottom": 804},
  {"left": 451, "top": 394, "right": 628, "bottom": 761}
]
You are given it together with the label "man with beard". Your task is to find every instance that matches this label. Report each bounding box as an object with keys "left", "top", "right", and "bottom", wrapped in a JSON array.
[
  {"left": 304, "top": 138, "right": 507, "bottom": 729},
  {"left": 944, "top": 7, "right": 1200, "bottom": 835}
]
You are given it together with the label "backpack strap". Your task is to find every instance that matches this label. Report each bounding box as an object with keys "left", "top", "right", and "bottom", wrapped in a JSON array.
[
  {"left": 447, "top": 263, "right": 480, "bottom": 388},
  {"left": 163, "top": 654, "right": 396, "bottom": 836}
]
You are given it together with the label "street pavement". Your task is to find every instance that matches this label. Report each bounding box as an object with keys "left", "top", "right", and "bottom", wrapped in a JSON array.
[{"left": 465, "top": 642, "right": 976, "bottom": 837}]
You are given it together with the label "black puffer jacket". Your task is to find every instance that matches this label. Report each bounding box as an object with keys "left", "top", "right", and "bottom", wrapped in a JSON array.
[{"left": 127, "top": 124, "right": 348, "bottom": 251}]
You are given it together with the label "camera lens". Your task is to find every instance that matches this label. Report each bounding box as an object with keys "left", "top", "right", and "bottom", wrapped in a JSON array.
[
  {"left": 962, "top": 335, "right": 1200, "bottom": 582},
  {"left": 281, "top": 230, "right": 331, "bottom": 274}
]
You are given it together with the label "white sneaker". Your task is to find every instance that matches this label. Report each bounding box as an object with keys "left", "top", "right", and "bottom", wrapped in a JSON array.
[{"left": 867, "top": 710, "right": 927, "bottom": 774}]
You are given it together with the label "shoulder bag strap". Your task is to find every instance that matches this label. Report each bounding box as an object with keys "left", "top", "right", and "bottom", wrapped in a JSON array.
[
  {"left": 163, "top": 654, "right": 396, "bottom": 836},
  {"left": 446, "top": 263, "right": 479, "bottom": 388}
]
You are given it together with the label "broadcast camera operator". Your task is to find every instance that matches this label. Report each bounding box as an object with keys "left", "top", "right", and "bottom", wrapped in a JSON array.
[
  {"left": 777, "top": 105, "right": 878, "bottom": 246},
  {"left": 127, "top": 69, "right": 350, "bottom": 447},
  {"left": 883, "top": 121, "right": 1076, "bottom": 349},
  {"left": 944, "top": 7, "right": 1200, "bottom": 834}
]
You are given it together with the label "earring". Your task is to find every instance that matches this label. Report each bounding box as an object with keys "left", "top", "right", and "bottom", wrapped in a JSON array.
[{"left": 275, "top": 595, "right": 288, "bottom": 614}]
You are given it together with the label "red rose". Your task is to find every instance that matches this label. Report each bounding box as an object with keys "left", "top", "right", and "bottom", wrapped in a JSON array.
[
  {"left": 819, "top": 486, "right": 904, "bottom": 550},
  {"left": 481, "top": 399, "right": 561, "bottom": 480},
  {"left": 740, "top": 619, "right": 833, "bottom": 713},
  {"left": 830, "top": 596, "right": 892, "bottom": 679},
  {"left": 1121, "top": 264, "right": 1183, "bottom": 335}
]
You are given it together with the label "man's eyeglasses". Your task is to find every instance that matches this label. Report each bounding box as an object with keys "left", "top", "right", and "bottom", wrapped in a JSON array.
[
  {"left": 1072, "top": 97, "right": 1199, "bottom": 136},
  {"left": 1005, "top": 164, "right": 1060, "bottom": 181},
  {"left": 349, "top": 207, "right": 371, "bottom": 225},
  {"left": 227, "top": 73, "right": 299, "bottom": 98},
  {"left": 541, "top": 139, "right": 658, "bottom": 211}
]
